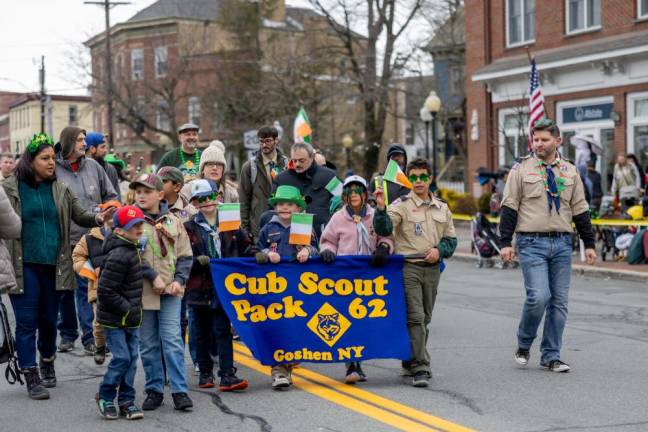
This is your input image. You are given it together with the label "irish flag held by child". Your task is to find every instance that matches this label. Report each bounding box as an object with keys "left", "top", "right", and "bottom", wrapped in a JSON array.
[
  {"left": 289, "top": 213, "right": 314, "bottom": 245},
  {"left": 384, "top": 159, "right": 412, "bottom": 189},
  {"left": 218, "top": 203, "right": 241, "bottom": 232}
]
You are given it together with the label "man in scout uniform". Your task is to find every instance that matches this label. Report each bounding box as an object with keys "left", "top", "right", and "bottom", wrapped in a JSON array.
[
  {"left": 373, "top": 158, "right": 457, "bottom": 388},
  {"left": 157, "top": 123, "right": 202, "bottom": 181},
  {"left": 499, "top": 118, "right": 596, "bottom": 373}
]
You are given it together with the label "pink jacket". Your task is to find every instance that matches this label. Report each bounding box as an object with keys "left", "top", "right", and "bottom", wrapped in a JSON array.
[{"left": 320, "top": 205, "right": 394, "bottom": 255}]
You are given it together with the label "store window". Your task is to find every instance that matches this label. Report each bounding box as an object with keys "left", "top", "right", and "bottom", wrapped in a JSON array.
[
  {"left": 628, "top": 92, "right": 648, "bottom": 171},
  {"left": 507, "top": 0, "right": 535, "bottom": 46},
  {"left": 566, "top": 0, "right": 601, "bottom": 34},
  {"left": 498, "top": 109, "right": 530, "bottom": 167}
]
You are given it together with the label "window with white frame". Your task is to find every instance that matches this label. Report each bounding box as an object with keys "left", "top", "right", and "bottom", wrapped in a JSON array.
[
  {"left": 507, "top": 0, "right": 535, "bottom": 46},
  {"left": 131, "top": 48, "right": 144, "bottom": 80},
  {"left": 628, "top": 92, "right": 648, "bottom": 170},
  {"left": 154, "top": 46, "right": 168, "bottom": 78},
  {"left": 156, "top": 100, "right": 170, "bottom": 131},
  {"left": 450, "top": 65, "right": 465, "bottom": 96},
  {"left": 188, "top": 97, "right": 201, "bottom": 127},
  {"left": 68, "top": 105, "right": 78, "bottom": 125},
  {"left": 640, "top": 0, "right": 648, "bottom": 19},
  {"left": 566, "top": 0, "right": 601, "bottom": 34},
  {"left": 211, "top": 101, "right": 224, "bottom": 132},
  {"left": 498, "top": 109, "right": 530, "bottom": 167}
]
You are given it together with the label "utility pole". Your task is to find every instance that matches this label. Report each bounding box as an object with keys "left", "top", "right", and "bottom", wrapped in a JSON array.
[
  {"left": 39, "top": 56, "right": 46, "bottom": 133},
  {"left": 85, "top": 0, "right": 130, "bottom": 148}
]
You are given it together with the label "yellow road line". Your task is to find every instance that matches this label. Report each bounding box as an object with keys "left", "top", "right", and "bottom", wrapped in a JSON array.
[
  {"left": 233, "top": 350, "right": 443, "bottom": 432},
  {"left": 233, "top": 344, "right": 476, "bottom": 432}
]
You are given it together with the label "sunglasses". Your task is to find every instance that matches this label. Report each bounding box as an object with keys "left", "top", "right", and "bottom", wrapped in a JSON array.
[
  {"left": 408, "top": 173, "right": 430, "bottom": 183},
  {"left": 343, "top": 186, "right": 366, "bottom": 196},
  {"left": 197, "top": 193, "right": 218, "bottom": 203}
]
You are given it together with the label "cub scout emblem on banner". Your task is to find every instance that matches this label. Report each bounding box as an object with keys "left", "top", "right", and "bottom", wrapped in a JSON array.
[{"left": 210, "top": 256, "right": 410, "bottom": 365}]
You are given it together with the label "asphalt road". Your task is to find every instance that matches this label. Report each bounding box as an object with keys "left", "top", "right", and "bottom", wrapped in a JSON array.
[{"left": 1, "top": 259, "right": 647, "bottom": 432}]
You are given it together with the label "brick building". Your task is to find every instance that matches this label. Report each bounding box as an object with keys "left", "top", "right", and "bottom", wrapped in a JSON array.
[
  {"left": 466, "top": 0, "right": 648, "bottom": 195},
  {"left": 85, "top": 0, "right": 404, "bottom": 175}
]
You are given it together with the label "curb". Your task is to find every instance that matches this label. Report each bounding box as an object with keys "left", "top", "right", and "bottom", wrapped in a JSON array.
[{"left": 451, "top": 252, "right": 648, "bottom": 283}]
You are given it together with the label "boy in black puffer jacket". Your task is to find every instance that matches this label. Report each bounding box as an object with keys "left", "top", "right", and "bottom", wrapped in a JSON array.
[{"left": 96, "top": 206, "right": 164, "bottom": 421}]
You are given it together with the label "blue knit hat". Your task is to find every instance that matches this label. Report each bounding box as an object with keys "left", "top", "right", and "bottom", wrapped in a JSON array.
[{"left": 85, "top": 132, "right": 105, "bottom": 148}]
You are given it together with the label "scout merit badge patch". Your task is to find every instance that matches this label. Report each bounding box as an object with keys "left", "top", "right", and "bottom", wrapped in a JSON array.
[
  {"left": 325, "top": 177, "right": 343, "bottom": 197},
  {"left": 383, "top": 160, "right": 413, "bottom": 189},
  {"left": 289, "top": 213, "right": 314, "bottom": 245},
  {"left": 218, "top": 203, "right": 241, "bottom": 232},
  {"left": 415, "top": 223, "right": 423, "bottom": 236}
]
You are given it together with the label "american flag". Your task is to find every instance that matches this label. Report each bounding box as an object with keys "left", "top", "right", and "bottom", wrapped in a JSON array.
[{"left": 528, "top": 57, "right": 545, "bottom": 151}]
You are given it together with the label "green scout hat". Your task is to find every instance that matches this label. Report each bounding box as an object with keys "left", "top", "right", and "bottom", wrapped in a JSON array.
[{"left": 268, "top": 185, "right": 307, "bottom": 209}]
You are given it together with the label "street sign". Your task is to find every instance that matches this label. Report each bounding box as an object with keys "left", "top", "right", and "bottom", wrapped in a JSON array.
[{"left": 243, "top": 129, "right": 259, "bottom": 150}]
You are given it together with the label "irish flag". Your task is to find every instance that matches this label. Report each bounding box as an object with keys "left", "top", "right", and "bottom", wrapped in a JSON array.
[
  {"left": 218, "top": 203, "right": 241, "bottom": 232},
  {"left": 289, "top": 213, "right": 314, "bottom": 245},
  {"left": 294, "top": 107, "right": 312, "bottom": 144},
  {"left": 384, "top": 159, "right": 412, "bottom": 189},
  {"left": 79, "top": 260, "right": 98, "bottom": 281},
  {"left": 325, "top": 177, "right": 343, "bottom": 197}
]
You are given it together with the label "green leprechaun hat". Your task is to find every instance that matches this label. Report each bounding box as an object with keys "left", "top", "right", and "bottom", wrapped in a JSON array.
[
  {"left": 268, "top": 185, "right": 307, "bottom": 209},
  {"left": 104, "top": 154, "right": 126, "bottom": 171}
]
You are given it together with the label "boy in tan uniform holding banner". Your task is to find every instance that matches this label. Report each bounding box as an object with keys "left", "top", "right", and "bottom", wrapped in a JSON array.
[{"left": 373, "top": 158, "right": 457, "bottom": 388}]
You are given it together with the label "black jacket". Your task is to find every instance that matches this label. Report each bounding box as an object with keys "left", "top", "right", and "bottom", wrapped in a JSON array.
[
  {"left": 272, "top": 163, "right": 337, "bottom": 237},
  {"left": 184, "top": 219, "right": 257, "bottom": 307},
  {"left": 96, "top": 233, "right": 157, "bottom": 328}
]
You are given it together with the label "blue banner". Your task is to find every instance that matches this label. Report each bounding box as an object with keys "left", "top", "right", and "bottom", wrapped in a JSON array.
[{"left": 210, "top": 256, "right": 411, "bottom": 366}]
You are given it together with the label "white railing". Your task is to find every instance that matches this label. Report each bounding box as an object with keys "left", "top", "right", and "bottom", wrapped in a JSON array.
[{"left": 438, "top": 181, "right": 465, "bottom": 193}]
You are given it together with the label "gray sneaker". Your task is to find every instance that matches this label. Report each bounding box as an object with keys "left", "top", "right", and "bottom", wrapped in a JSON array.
[
  {"left": 84, "top": 343, "right": 96, "bottom": 356},
  {"left": 542, "top": 360, "right": 571, "bottom": 373},
  {"left": 57, "top": 340, "right": 74, "bottom": 353},
  {"left": 514, "top": 348, "right": 530, "bottom": 366},
  {"left": 412, "top": 371, "right": 431, "bottom": 388}
]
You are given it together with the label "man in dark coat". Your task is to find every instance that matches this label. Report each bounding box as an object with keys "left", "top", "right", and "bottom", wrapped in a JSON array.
[{"left": 272, "top": 142, "right": 337, "bottom": 237}]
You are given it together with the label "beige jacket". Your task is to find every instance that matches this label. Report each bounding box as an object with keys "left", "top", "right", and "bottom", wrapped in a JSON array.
[{"left": 72, "top": 227, "right": 104, "bottom": 303}]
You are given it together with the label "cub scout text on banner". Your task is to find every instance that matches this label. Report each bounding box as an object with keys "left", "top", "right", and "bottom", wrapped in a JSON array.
[
  {"left": 289, "top": 213, "right": 314, "bottom": 245},
  {"left": 218, "top": 203, "right": 241, "bottom": 232},
  {"left": 209, "top": 256, "right": 411, "bottom": 365}
]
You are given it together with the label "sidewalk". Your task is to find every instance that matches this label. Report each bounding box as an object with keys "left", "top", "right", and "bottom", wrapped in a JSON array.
[{"left": 453, "top": 222, "right": 648, "bottom": 283}]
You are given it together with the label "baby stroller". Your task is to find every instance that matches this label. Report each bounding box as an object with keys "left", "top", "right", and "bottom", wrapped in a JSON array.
[{"left": 471, "top": 213, "right": 515, "bottom": 268}]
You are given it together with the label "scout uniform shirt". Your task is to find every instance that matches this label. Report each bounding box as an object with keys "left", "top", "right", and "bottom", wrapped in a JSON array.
[
  {"left": 387, "top": 192, "right": 456, "bottom": 262},
  {"left": 502, "top": 155, "right": 589, "bottom": 233}
]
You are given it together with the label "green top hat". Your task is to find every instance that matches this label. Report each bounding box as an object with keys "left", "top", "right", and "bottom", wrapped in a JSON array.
[
  {"left": 269, "top": 185, "right": 307, "bottom": 209},
  {"left": 104, "top": 154, "right": 126, "bottom": 171}
]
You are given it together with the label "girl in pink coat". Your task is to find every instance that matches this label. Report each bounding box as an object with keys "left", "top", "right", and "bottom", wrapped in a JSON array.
[{"left": 319, "top": 175, "right": 394, "bottom": 384}]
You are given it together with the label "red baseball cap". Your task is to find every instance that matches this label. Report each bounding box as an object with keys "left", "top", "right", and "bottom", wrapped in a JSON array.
[{"left": 113, "top": 205, "right": 145, "bottom": 230}]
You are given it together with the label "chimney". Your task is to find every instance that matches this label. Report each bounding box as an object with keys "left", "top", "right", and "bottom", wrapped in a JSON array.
[{"left": 261, "top": 0, "right": 285, "bottom": 23}]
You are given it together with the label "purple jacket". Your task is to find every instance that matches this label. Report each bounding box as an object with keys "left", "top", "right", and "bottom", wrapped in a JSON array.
[{"left": 320, "top": 205, "right": 394, "bottom": 256}]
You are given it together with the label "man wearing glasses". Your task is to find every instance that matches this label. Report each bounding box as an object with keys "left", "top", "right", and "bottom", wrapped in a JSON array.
[
  {"left": 373, "top": 157, "right": 457, "bottom": 388},
  {"left": 239, "top": 126, "right": 288, "bottom": 242}
]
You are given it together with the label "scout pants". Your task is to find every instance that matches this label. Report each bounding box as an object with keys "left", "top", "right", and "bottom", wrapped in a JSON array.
[
  {"left": 403, "top": 262, "right": 440, "bottom": 375},
  {"left": 516, "top": 234, "right": 572, "bottom": 364}
]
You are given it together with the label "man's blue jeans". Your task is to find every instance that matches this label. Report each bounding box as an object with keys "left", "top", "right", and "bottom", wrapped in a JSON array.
[
  {"left": 140, "top": 295, "right": 188, "bottom": 394},
  {"left": 99, "top": 327, "right": 139, "bottom": 405},
  {"left": 58, "top": 275, "right": 95, "bottom": 347},
  {"left": 516, "top": 234, "right": 572, "bottom": 363},
  {"left": 9, "top": 263, "right": 61, "bottom": 369}
]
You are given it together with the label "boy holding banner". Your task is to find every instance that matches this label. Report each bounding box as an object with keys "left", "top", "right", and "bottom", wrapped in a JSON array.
[
  {"left": 373, "top": 158, "right": 457, "bottom": 388},
  {"left": 320, "top": 175, "right": 394, "bottom": 384},
  {"left": 184, "top": 179, "right": 254, "bottom": 391},
  {"left": 255, "top": 185, "right": 318, "bottom": 388}
]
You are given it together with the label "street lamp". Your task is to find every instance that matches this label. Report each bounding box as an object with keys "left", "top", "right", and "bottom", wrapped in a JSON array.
[
  {"left": 342, "top": 134, "right": 354, "bottom": 170},
  {"left": 420, "top": 91, "right": 442, "bottom": 179}
]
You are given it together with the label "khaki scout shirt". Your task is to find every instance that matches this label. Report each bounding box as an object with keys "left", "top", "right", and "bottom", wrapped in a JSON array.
[
  {"left": 502, "top": 155, "right": 589, "bottom": 233},
  {"left": 387, "top": 191, "right": 456, "bottom": 262},
  {"left": 141, "top": 211, "right": 193, "bottom": 310},
  {"left": 169, "top": 195, "right": 197, "bottom": 224}
]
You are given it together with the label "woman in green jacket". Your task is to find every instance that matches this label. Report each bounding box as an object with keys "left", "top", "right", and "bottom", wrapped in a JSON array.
[{"left": 1, "top": 133, "right": 115, "bottom": 400}]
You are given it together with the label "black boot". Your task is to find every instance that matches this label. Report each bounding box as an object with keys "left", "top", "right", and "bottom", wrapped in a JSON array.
[
  {"left": 39, "top": 355, "right": 57, "bottom": 388},
  {"left": 22, "top": 367, "right": 50, "bottom": 400}
]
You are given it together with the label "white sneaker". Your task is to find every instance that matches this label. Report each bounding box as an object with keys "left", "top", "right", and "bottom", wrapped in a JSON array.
[
  {"left": 543, "top": 360, "right": 571, "bottom": 373},
  {"left": 272, "top": 375, "right": 291, "bottom": 389},
  {"left": 514, "top": 348, "right": 530, "bottom": 366}
]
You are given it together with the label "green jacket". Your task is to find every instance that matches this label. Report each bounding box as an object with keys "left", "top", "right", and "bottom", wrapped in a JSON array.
[{"left": 1, "top": 175, "right": 98, "bottom": 295}]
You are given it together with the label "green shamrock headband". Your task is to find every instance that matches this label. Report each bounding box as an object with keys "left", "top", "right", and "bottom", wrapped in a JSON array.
[{"left": 27, "top": 133, "right": 54, "bottom": 154}]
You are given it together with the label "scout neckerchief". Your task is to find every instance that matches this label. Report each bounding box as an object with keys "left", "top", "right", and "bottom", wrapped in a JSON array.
[
  {"left": 345, "top": 205, "right": 371, "bottom": 255},
  {"left": 144, "top": 214, "right": 176, "bottom": 257},
  {"left": 178, "top": 148, "right": 201, "bottom": 178},
  {"left": 195, "top": 212, "right": 221, "bottom": 259},
  {"left": 536, "top": 154, "right": 565, "bottom": 215}
]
